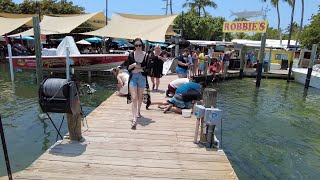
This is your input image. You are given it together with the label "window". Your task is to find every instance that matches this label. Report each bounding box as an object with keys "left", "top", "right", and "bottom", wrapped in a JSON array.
[{"left": 275, "top": 54, "right": 282, "bottom": 60}]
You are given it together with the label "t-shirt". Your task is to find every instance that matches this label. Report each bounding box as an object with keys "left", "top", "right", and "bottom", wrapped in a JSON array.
[
  {"left": 175, "top": 82, "right": 201, "bottom": 95},
  {"left": 177, "top": 55, "right": 188, "bottom": 70},
  {"left": 181, "top": 90, "right": 202, "bottom": 102},
  {"left": 199, "top": 53, "right": 205, "bottom": 63},
  {"left": 169, "top": 78, "right": 189, "bottom": 88}
]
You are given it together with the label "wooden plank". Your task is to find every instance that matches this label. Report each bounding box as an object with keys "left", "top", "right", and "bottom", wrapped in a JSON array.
[{"left": 5, "top": 74, "right": 237, "bottom": 180}]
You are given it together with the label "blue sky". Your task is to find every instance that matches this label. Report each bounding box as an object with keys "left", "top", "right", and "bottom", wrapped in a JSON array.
[{"left": 14, "top": 0, "right": 320, "bottom": 30}]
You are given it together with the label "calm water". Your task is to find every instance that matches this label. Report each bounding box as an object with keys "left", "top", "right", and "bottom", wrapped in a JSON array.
[
  {"left": 212, "top": 78, "right": 320, "bottom": 179},
  {"left": 1, "top": 63, "right": 320, "bottom": 179},
  {"left": 0, "top": 64, "right": 117, "bottom": 176}
]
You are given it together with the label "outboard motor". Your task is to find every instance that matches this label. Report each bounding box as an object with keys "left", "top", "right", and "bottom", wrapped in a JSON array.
[{"left": 39, "top": 78, "right": 80, "bottom": 115}]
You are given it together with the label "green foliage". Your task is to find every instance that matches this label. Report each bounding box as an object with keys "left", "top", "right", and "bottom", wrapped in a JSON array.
[
  {"left": 246, "top": 27, "right": 280, "bottom": 40},
  {"left": 0, "top": 0, "right": 85, "bottom": 14},
  {"left": 174, "top": 10, "right": 232, "bottom": 41},
  {"left": 300, "top": 8, "right": 320, "bottom": 49},
  {"left": 283, "top": 22, "right": 299, "bottom": 41},
  {"left": 182, "top": 0, "right": 217, "bottom": 17},
  {"left": 0, "top": 0, "right": 17, "bottom": 13}
]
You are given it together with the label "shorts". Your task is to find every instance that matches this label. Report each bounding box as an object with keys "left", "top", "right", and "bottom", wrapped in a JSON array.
[
  {"left": 176, "top": 67, "right": 188, "bottom": 75},
  {"left": 167, "top": 94, "right": 191, "bottom": 109},
  {"left": 167, "top": 84, "right": 176, "bottom": 94},
  {"left": 198, "top": 63, "right": 205, "bottom": 71},
  {"left": 129, "top": 72, "right": 146, "bottom": 88}
]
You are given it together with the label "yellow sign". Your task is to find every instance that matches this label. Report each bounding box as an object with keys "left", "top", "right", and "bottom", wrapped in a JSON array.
[{"left": 223, "top": 21, "right": 268, "bottom": 33}]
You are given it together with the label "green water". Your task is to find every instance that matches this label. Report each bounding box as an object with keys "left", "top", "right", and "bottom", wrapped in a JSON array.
[
  {"left": 0, "top": 64, "right": 117, "bottom": 177},
  {"left": 212, "top": 78, "right": 320, "bottom": 179},
  {"left": 1, "top": 63, "right": 320, "bottom": 179}
]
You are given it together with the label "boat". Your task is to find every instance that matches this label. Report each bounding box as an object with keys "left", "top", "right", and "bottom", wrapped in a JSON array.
[
  {"left": 292, "top": 64, "right": 320, "bottom": 89},
  {"left": 7, "top": 36, "right": 130, "bottom": 71},
  {"left": 10, "top": 53, "right": 129, "bottom": 71}
]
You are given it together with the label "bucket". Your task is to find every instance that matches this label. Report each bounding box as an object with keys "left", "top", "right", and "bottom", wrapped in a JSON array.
[{"left": 182, "top": 109, "right": 192, "bottom": 118}]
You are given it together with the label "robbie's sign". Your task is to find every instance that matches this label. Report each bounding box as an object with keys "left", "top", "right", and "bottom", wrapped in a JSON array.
[{"left": 223, "top": 20, "right": 268, "bottom": 33}]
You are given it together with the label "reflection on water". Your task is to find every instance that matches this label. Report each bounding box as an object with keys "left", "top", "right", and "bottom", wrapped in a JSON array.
[
  {"left": 0, "top": 64, "right": 117, "bottom": 176},
  {"left": 212, "top": 78, "right": 320, "bottom": 179}
]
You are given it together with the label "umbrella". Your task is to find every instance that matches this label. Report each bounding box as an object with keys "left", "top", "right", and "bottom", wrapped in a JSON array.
[
  {"left": 85, "top": 37, "right": 103, "bottom": 43},
  {"left": 76, "top": 39, "right": 91, "bottom": 45},
  {"left": 112, "top": 39, "right": 133, "bottom": 47},
  {"left": 15, "top": 36, "right": 34, "bottom": 41},
  {"left": 150, "top": 42, "right": 168, "bottom": 47}
]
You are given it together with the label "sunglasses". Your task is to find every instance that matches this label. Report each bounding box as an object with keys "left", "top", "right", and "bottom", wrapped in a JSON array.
[{"left": 135, "top": 44, "right": 142, "bottom": 47}]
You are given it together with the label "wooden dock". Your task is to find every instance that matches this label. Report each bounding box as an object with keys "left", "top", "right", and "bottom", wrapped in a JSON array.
[{"left": 3, "top": 75, "right": 237, "bottom": 180}]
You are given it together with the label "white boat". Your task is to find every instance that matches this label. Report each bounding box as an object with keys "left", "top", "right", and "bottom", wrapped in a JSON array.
[{"left": 292, "top": 65, "right": 320, "bottom": 89}]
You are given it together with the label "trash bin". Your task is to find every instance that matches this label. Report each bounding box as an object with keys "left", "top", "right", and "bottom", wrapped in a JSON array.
[{"left": 263, "top": 60, "right": 269, "bottom": 72}]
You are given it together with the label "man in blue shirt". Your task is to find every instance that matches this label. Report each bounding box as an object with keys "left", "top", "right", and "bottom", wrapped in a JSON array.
[{"left": 148, "top": 82, "right": 206, "bottom": 114}]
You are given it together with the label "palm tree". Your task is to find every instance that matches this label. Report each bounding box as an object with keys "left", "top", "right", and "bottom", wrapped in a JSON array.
[
  {"left": 262, "top": 0, "right": 292, "bottom": 45},
  {"left": 182, "top": 0, "right": 217, "bottom": 17},
  {"left": 295, "top": 0, "right": 304, "bottom": 45}
]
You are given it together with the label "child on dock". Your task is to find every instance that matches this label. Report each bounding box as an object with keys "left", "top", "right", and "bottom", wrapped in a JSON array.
[{"left": 112, "top": 67, "right": 129, "bottom": 96}]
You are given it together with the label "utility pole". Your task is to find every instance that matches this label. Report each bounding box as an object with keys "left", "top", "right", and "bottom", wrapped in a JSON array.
[
  {"left": 164, "top": 0, "right": 173, "bottom": 15},
  {"left": 106, "top": 0, "right": 108, "bottom": 25}
]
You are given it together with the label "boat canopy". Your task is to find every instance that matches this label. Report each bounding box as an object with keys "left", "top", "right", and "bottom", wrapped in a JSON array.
[
  {"left": 83, "top": 13, "right": 178, "bottom": 42},
  {"left": 56, "top": 36, "right": 80, "bottom": 56}
]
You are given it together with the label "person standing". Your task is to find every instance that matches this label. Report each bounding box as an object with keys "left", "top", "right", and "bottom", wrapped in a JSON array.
[
  {"left": 149, "top": 44, "right": 168, "bottom": 92},
  {"left": 127, "top": 38, "right": 150, "bottom": 129},
  {"left": 192, "top": 50, "right": 200, "bottom": 76},
  {"left": 198, "top": 49, "right": 206, "bottom": 75},
  {"left": 176, "top": 48, "right": 190, "bottom": 78}
]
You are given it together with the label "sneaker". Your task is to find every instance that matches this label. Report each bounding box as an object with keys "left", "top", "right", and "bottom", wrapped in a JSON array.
[{"left": 131, "top": 120, "right": 136, "bottom": 130}]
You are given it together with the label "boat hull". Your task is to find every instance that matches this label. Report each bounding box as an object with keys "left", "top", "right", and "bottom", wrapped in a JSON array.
[
  {"left": 292, "top": 68, "right": 320, "bottom": 89},
  {"left": 8, "top": 54, "right": 128, "bottom": 71}
]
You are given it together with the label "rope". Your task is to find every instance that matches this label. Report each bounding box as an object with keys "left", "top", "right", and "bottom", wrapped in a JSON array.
[
  {"left": 56, "top": 115, "right": 65, "bottom": 141},
  {"left": 45, "top": 112, "right": 63, "bottom": 139},
  {"left": 43, "top": 78, "right": 68, "bottom": 101}
]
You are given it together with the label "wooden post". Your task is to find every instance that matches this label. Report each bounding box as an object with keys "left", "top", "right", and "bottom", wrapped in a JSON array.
[
  {"left": 239, "top": 46, "right": 246, "bottom": 79},
  {"left": 66, "top": 112, "right": 82, "bottom": 141},
  {"left": 33, "top": 16, "right": 43, "bottom": 85},
  {"left": 200, "top": 88, "right": 217, "bottom": 143},
  {"left": 305, "top": 44, "right": 318, "bottom": 89},
  {"left": 287, "top": 49, "right": 295, "bottom": 82},
  {"left": 256, "top": 33, "right": 266, "bottom": 87}
]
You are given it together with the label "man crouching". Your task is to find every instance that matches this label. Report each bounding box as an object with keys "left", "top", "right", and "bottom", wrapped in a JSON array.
[{"left": 150, "top": 82, "right": 206, "bottom": 114}]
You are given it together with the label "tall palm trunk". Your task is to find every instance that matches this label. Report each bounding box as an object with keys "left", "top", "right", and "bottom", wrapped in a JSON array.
[
  {"left": 295, "top": 0, "right": 304, "bottom": 45},
  {"left": 287, "top": 0, "right": 296, "bottom": 48},
  {"left": 170, "top": 0, "right": 173, "bottom": 14},
  {"left": 276, "top": 3, "right": 282, "bottom": 45},
  {"left": 198, "top": 5, "right": 201, "bottom": 17}
]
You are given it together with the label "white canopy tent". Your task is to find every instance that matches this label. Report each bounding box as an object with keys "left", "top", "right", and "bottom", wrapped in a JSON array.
[
  {"left": 0, "top": 17, "right": 32, "bottom": 35},
  {"left": 83, "top": 13, "right": 177, "bottom": 42},
  {"left": 10, "top": 12, "right": 105, "bottom": 36}
]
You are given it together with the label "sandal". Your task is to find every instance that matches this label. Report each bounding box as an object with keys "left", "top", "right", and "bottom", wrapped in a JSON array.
[
  {"left": 152, "top": 84, "right": 155, "bottom": 90},
  {"left": 136, "top": 113, "right": 141, "bottom": 118},
  {"left": 131, "top": 119, "right": 137, "bottom": 130}
]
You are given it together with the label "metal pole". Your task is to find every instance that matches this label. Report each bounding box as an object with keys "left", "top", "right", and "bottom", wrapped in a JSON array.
[
  {"left": 7, "top": 44, "right": 14, "bottom": 82},
  {"left": 33, "top": 16, "right": 43, "bottom": 85},
  {"left": 66, "top": 46, "right": 70, "bottom": 81},
  {"left": 0, "top": 115, "right": 13, "bottom": 180},
  {"left": 304, "top": 44, "right": 318, "bottom": 89}
]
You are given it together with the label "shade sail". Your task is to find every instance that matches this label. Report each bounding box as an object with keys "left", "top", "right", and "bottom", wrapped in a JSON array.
[
  {"left": 83, "top": 13, "right": 177, "bottom": 42},
  {"left": 10, "top": 12, "right": 106, "bottom": 36},
  {"left": 114, "top": 13, "right": 176, "bottom": 36},
  {"left": 0, "top": 17, "right": 32, "bottom": 35}
]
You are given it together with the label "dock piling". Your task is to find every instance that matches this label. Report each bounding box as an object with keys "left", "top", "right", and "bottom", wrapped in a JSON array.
[
  {"left": 0, "top": 115, "right": 13, "bottom": 180},
  {"left": 33, "top": 16, "right": 43, "bottom": 85},
  {"left": 304, "top": 44, "right": 318, "bottom": 89},
  {"left": 200, "top": 89, "right": 217, "bottom": 144}
]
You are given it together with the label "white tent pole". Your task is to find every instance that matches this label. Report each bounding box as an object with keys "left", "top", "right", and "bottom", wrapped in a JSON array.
[
  {"left": 7, "top": 44, "right": 14, "bottom": 82},
  {"left": 66, "top": 46, "right": 70, "bottom": 80}
]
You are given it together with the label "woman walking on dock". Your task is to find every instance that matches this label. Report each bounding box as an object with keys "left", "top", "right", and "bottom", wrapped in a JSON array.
[
  {"left": 149, "top": 44, "right": 168, "bottom": 92},
  {"left": 127, "top": 38, "right": 150, "bottom": 129}
]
